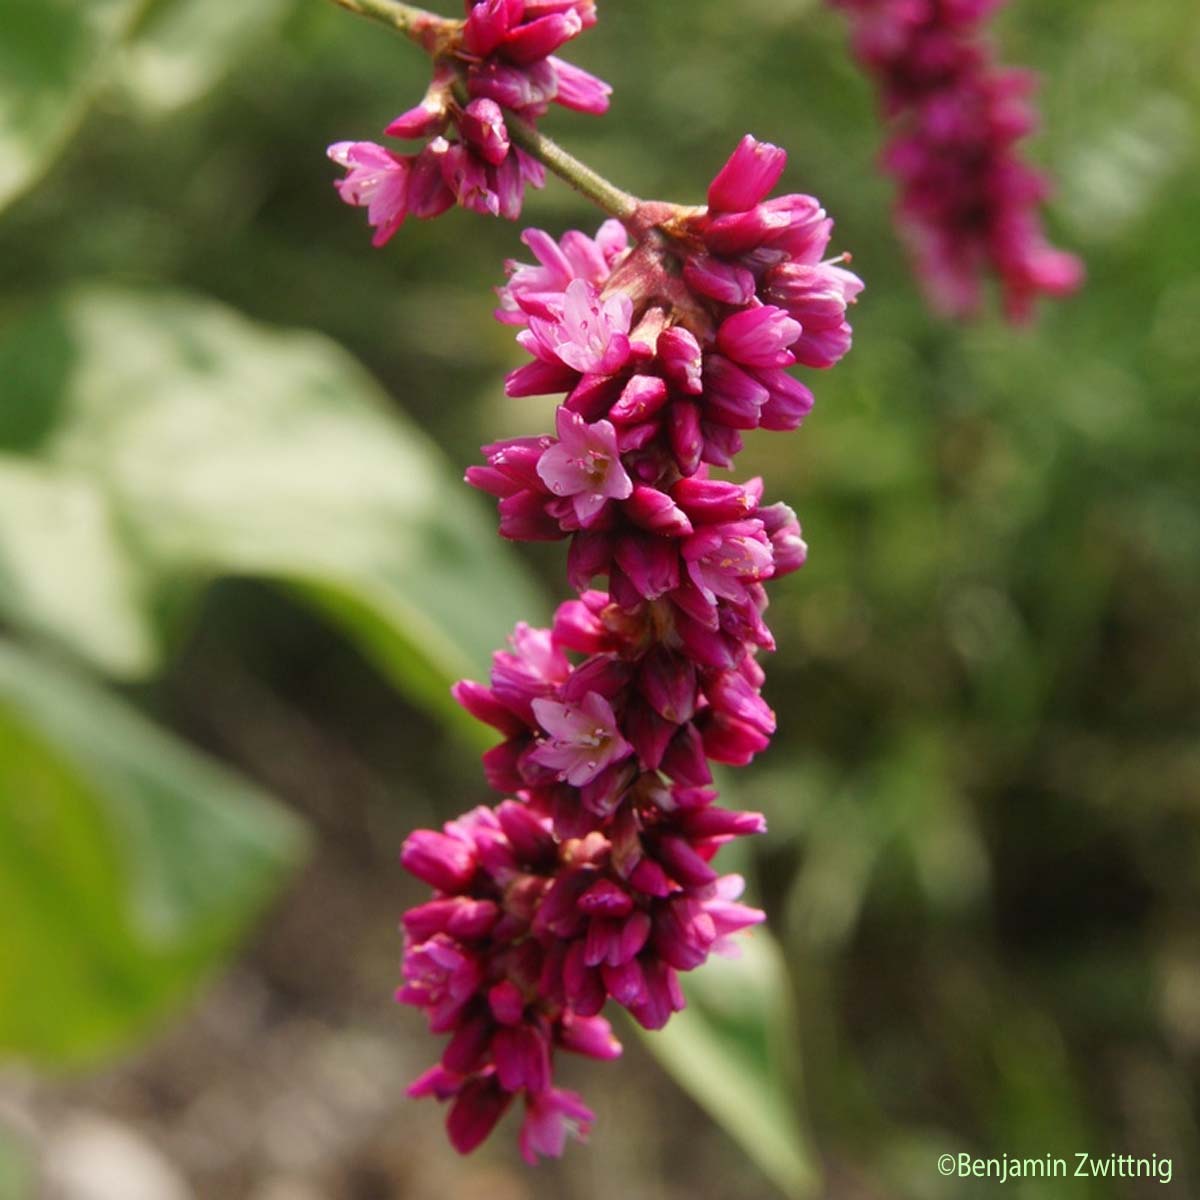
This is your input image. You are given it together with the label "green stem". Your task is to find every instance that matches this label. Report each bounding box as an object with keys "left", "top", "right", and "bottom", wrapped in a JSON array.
[
  {"left": 328, "top": 0, "right": 642, "bottom": 221},
  {"left": 328, "top": 0, "right": 456, "bottom": 50},
  {"left": 504, "top": 111, "right": 640, "bottom": 221}
]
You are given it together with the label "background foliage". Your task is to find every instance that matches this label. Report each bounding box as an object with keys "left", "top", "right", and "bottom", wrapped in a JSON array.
[{"left": 1, "top": 0, "right": 1198, "bottom": 1196}]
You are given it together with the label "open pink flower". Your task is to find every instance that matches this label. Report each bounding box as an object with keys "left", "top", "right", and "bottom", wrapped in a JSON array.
[
  {"left": 537, "top": 407, "right": 633, "bottom": 526},
  {"left": 530, "top": 691, "right": 632, "bottom": 786},
  {"left": 519, "top": 1088, "right": 595, "bottom": 1164},
  {"left": 327, "top": 141, "right": 410, "bottom": 246},
  {"left": 526, "top": 278, "right": 633, "bottom": 375}
]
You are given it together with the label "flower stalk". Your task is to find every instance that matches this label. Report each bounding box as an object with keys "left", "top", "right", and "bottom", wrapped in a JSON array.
[
  {"left": 496, "top": 106, "right": 639, "bottom": 220},
  {"left": 329, "top": 0, "right": 456, "bottom": 51}
]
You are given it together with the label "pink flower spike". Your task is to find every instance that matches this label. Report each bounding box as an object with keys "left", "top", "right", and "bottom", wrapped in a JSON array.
[
  {"left": 519, "top": 1088, "right": 594, "bottom": 1165},
  {"left": 327, "top": 141, "right": 410, "bottom": 247},
  {"left": 707, "top": 134, "right": 788, "bottom": 214},
  {"left": 530, "top": 692, "right": 632, "bottom": 786},
  {"left": 537, "top": 408, "right": 633, "bottom": 526}
]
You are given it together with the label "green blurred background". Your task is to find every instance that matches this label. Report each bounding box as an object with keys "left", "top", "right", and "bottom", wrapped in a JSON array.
[{"left": 1, "top": 0, "right": 1198, "bottom": 1197}]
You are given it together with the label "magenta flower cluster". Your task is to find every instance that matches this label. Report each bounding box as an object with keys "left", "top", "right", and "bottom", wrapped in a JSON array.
[
  {"left": 329, "top": 1, "right": 609, "bottom": 243},
  {"left": 395, "top": 133, "right": 861, "bottom": 1160},
  {"left": 831, "top": 0, "right": 1082, "bottom": 319}
]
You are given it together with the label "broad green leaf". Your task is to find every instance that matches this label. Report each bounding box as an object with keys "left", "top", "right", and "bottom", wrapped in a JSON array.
[
  {"left": 0, "top": 640, "right": 305, "bottom": 1066},
  {"left": 0, "top": 286, "right": 544, "bottom": 732},
  {"left": 0, "top": 458, "right": 155, "bottom": 676},
  {"left": 0, "top": 0, "right": 146, "bottom": 211},
  {"left": 117, "top": 0, "right": 296, "bottom": 115},
  {"left": 637, "top": 931, "right": 820, "bottom": 1199}
]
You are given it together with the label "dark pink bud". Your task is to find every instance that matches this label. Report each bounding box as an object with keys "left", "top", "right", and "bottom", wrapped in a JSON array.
[
  {"left": 700, "top": 421, "right": 743, "bottom": 469},
  {"left": 703, "top": 354, "right": 770, "bottom": 428},
  {"left": 559, "top": 1012, "right": 622, "bottom": 1060},
  {"left": 505, "top": 358, "right": 579, "bottom": 397},
  {"left": 459, "top": 98, "right": 511, "bottom": 167},
  {"left": 408, "top": 141, "right": 456, "bottom": 219},
  {"left": 615, "top": 910, "right": 652, "bottom": 963},
  {"left": 707, "top": 669, "right": 776, "bottom": 735},
  {"left": 549, "top": 56, "right": 612, "bottom": 114},
  {"left": 446, "top": 1076, "right": 513, "bottom": 1154},
  {"left": 385, "top": 102, "right": 448, "bottom": 140},
  {"left": 498, "top": 490, "right": 562, "bottom": 541},
  {"left": 442, "top": 1011, "right": 493, "bottom": 1074},
  {"left": 668, "top": 400, "right": 703, "bottom": 476},
  {"left": 792, "top": 321, "right": 853, "bottom": 369},
  {"left": 629, "top": 961, "right": 685, "bottom": 1030},
  {"left": 671, "top": 477, "right": 757, "bottom": 523},
  {"left": 403, "top": 897, "right": 500, "bottom": 941},
  {"left": 462, "top": 0, "right": 513, "bottom": 57},
  {"left": 482, "top": 739, "right": 524, "bottom": 792},
  {"left": 628, "top": 857, "right": 673, "bottom": 897},
  {"left": 602, "top": 958, "right": 647, "bottom": 1008},
  {"left": 578, "top": 878, "right": 634, "bottom": 917},
  {"left": 638, "top": 647, "right": 697, "bottom": 724},
  {"left": 579, "top": 759, "right": 636, "bottom": 818},
  {"left": 441, "top": 143, "right": 499, "bottom": 216},
  {"left": 655, "top": 834, "right": 720, "bottom": 888},
  {"left": 757, "top": 368, "right": 814, "bottom": 431},
  {"left": 552, "top": 596, "right": 609, "bottom": 653},
  {"left": 559, "top": 655, "right": 632, "bottom": 703},
  {"left": 760, "top": 501, "right": 807, "bottom": 574},
  {"left": 657, "top": 326, "right": 704, "bottom": 394},
  {"left": 496, "top": 799, "right": 556, "bottom": 864},
  {"left": 716, "top": 306, "right": 801, "bottom": 370},
  {"left": 493, "top": 1024, "right": 551, "bottom": 1092},
  {"left": 407, "top": 1063, "right": 462, "bottom": 1100},
  {"left": 534, "top": 869, "right": 591, "bottom": 938},
  {"left": 614, "top": 534, "right": 680, "bottom": 600},
  {"left": 702, "top": 204, "right": 797, "bottom": 256},
  {"left": 707, "top": 135, "right": 788, "bottom": 213},
  {"left": 702, "top": 713, "right": 772, "bottom": 765},
  {"left": 623, "top": 485, "right": 693, "bottom": 537},
  {"left": 488, "top": 979, "right": 526, "bottom": 1026},
  {"left": 660, "top": 723, "right": 714, "bottom": 787},
  {"left": 563, "top": 940, "right": 606, "bottom": 1015},
  {"left": 609, "top": 374, "right": 669, "bottom": 424},
  {"left": 683, "top": 254, "right": 757, "bottom": 305},
  {"left": 678, "top": 807, "right": 768, "bottom": 838},
  {"left": 451, "top": 680, "right": 527, "bottom": 736},
  {"left": 503, "top": 11, "right": 583, "bottom": 65},
  {"left": 653, "top": 899, "right": 717, "bottom": 971},
  {"left": 624, "top": 698, "right": 676, "bottom": 771},
  {"left": 567, "top": 529, "right": 614, "bottom": 590},
  {"left": 402, "top": 830, "right": 476, "bottom": 892}
]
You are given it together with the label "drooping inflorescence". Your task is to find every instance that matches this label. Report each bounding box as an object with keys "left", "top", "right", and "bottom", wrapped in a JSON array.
[
  {"left": 326, "top": 0, "right": 861, "bottom": 1162},
  {"left": 329, "top": 1, "right": 609, "bottom": 241},
  {"left": 399, "top": 136, "right": 860, "bottom": 1158},
  {"left": 830, "top": 0, "right": 1082, "bottom": 319}
]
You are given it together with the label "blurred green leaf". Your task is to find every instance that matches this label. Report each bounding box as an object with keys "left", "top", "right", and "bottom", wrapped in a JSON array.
[
  {"left": 0, "top": 458, "right": 155, "bottom": 676},
  {"left": 637, "top": 931, "right": 819, "bottom": 1199},
  {"left": 0, "top": 285, "right": 544, "bottom": 733},
  {"left": 117, "top": 0, "right": 297, "bottom": 115},
  {"left": 0, "top": 640, "right": 305, "bottom": 1066},
  {"left": 0, "top": 0, "right": 145, "bottom": 211}
]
